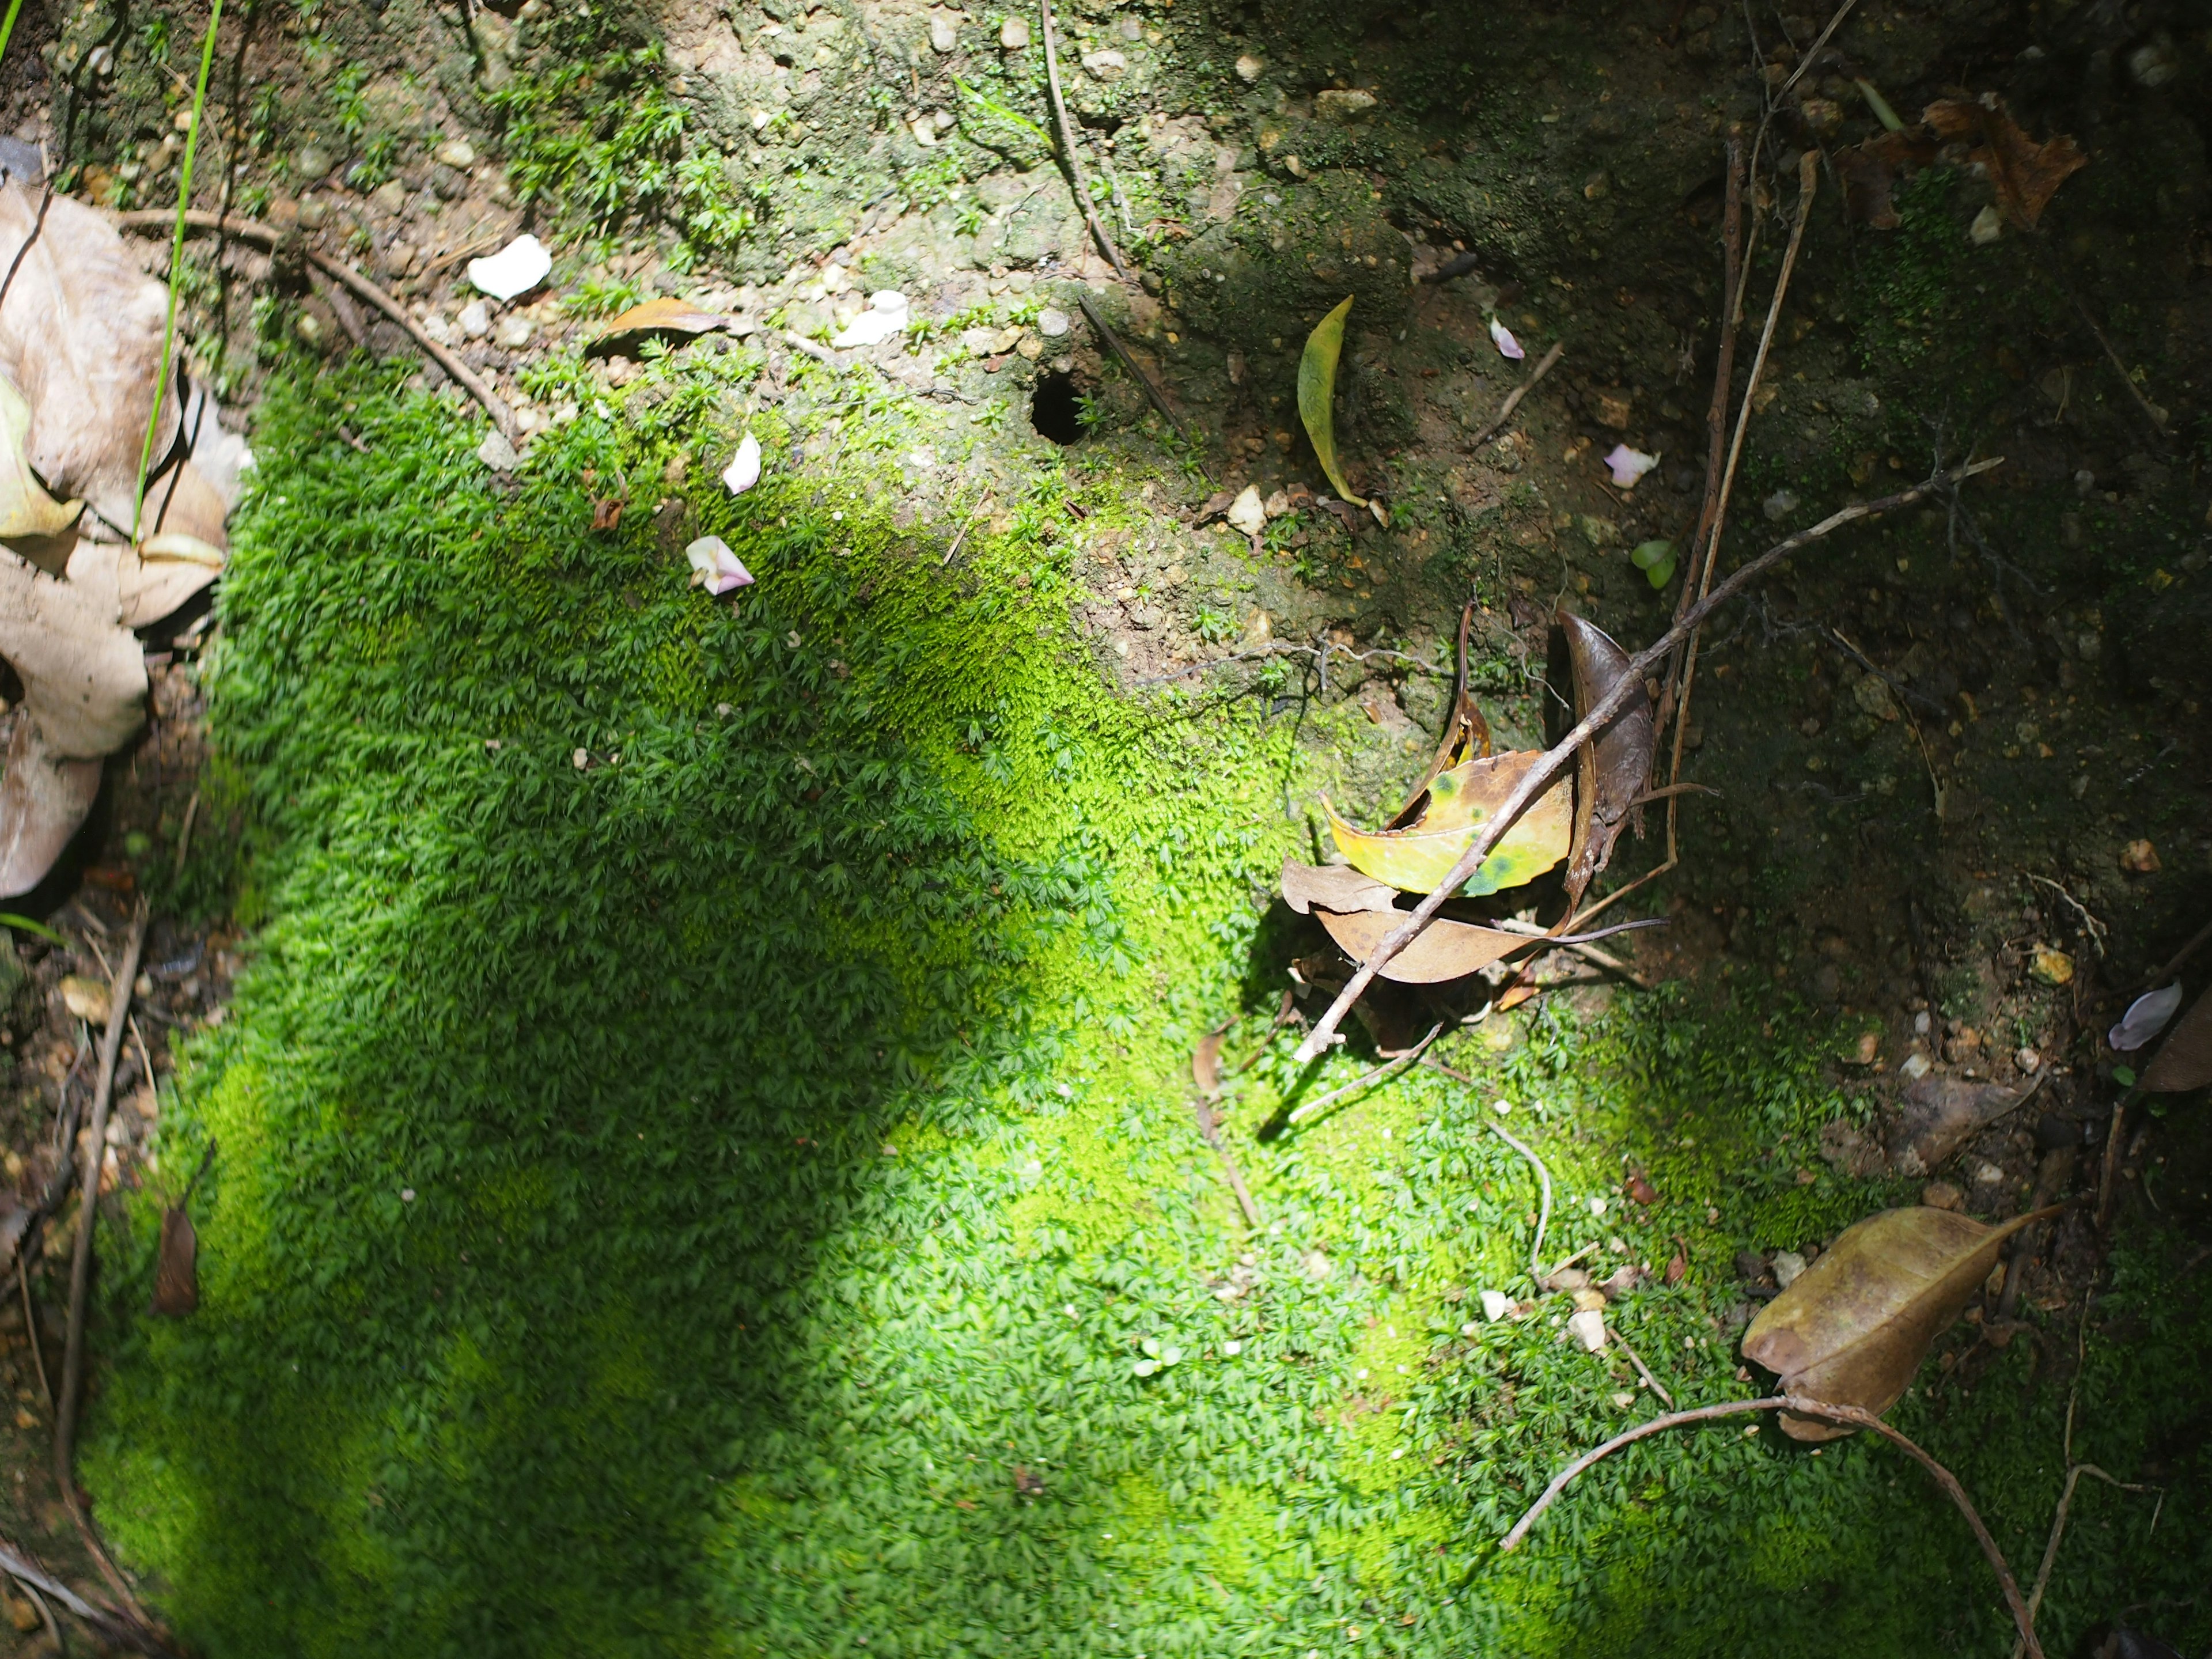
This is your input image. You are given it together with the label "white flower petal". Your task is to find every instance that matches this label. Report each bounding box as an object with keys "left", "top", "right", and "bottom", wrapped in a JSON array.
[
  {"left": 722, "top": 433, "right": 763, "bottom": 495},
  {"left": 686, "top": 536, "right": 754, "bottom": 594},
  {"left": 1604, "top": 444, "right": 1660, "bottom": 488},
  {"left": 466, "top": 234, "right": 552, "bottom": 301},
  {"left": 1488, "top": 315, "right": 1525, "bottom": 361},
  {"left": 2110, "top": 982, "right": 2184, "bottom": 1051}
]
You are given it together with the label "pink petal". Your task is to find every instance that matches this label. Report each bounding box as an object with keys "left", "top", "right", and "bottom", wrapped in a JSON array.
[
  {"left": 1604, "top": 445, "right": 1659, "bottom": 488},
  {"left": 1488, "top": 316, "right": 1525, "bottom": 361},
  {"left": 687, "top": 535, "right": 755, "bottom": 595}
]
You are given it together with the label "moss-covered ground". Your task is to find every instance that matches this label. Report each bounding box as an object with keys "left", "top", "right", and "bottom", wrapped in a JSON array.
[{"left": 64, "top": 344, "right": 2208, "bottom": 1657}]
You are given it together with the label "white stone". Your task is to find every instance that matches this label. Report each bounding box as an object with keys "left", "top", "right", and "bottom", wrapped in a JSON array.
[
  {"left": 434, "top": 137, "right": 477, "bottom": 169},
  {"left": 1566, "top": 1309, "right": 1607, "bottom": 1353},
  {"left": 1036, "top": 306, "right": 1070, "bottom": 338},
  {"left": 1235, "top": 53, "right": 1263, "bottom": 82},
  {"left": 1225, "top": 484, "right": 1266, "bottom": 536},
  {"left": 1772, "top": 1250, "right": 1807, "bottom": 1289},
  {"left": 999, "top": 16, "right": 1029, "bottom": 48},
  {"left": 459, "top": 301, "right": 491, "bottom": 338},
  {"left": 831, "top": 290, "right": 910, "bottom": 349},
  {"left": 1479, "top": 1289, "right": 1512, "bottom": 1322},
  {"left": 1081, "top": 49, "right": 1126, "bottom": 79},
  {"left": 494, "top": 315, "right": 534, "bottom": 349},
  {"left": 929, "top": 12, "right": 957, "bottom": 52}
]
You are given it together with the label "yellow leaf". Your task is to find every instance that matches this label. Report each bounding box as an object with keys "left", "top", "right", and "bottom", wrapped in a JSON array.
[
  {"left": 1296, "top": 295, "right": 1365, "bottom": 507},
  {"left": 1323, "top": 749, "right": 1571, "bottom": 896}
]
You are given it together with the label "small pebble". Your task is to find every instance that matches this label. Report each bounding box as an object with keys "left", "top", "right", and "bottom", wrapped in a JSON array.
[
  {"left": 1771, "top": 1250, "right": 1806, "bottom": 1289},
  {"left": 494, "top": 315, "right": 535, "bottom": 349},
  {"left": 1036, "top": 306, "right": 1070, "bottom": 338},
  {"left": 999, "top": 15, "right": 1029, "bottom": 48},
  {"left": 929, "top": 11, "right": 957, "bottom": 52},
  {"left": 434, "top": 137, "right": 478, "bottom": 169},
  {"left": 1235, "top": 52, "right": 1263, "bottom": 82},
  {"left": 459, "top": 301, "right": 491, "bottom": 339}
]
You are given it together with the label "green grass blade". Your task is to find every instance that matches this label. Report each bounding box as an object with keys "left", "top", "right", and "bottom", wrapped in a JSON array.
[
  {"left": 129, "top": 0, "right": 225, "bottom": 545},
  {"left": 0, "top": 912, "right": 68, "bottom": 946}
]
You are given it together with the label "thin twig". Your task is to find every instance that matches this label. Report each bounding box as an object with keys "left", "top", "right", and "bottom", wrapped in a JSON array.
[
  {"left": 1192, "top": 1093, "right": 1262, "bottom": 1229},
  {"left": 55, "top": 907, "right": 148, "bottom": 1514},
  {"left": 2013, "top": 1464, "right": 2158, "bottom": 1659},
  {"left": 1283, "top": 1022, "right": 1441, "bottom": 1126},
  {"left": 1075, "top": 290, "right": 1176, "bottom": 424},
  {"left": 1499, "top": 1394, "right": 2043, "bottom": 1659},
  {"left": 113, "top": 210, "right": 517, "bottom": 439},
  {"left": 1663, "top": 147, "right": 1819, "bottom": 852},
  {"left": 1489, "top": 1123, "right": 1552, "bottom": 1284},
  {"left": 12, "top": 1574, "right": 58, "bottom": 1654},
  {"left": 2143, "top": 915, "right": 2211, "bottom": 989},
  {"left": 1037, "top": 0, "right": 1131, "bottom": 281},
  {"left": 0, "top": 1531, "right": 176, "bottom": 1656},
  {"left": 171, "top": 789, "right": 199, "bottom": 883},
  {"left": 1611, "top": 1333, "right": 1675, "bottom": 1408},
  {"left": 1492, "top": 916, "right": 1652, "bottom": 990},
  {"left": 1292, "top": 456, "right": 2003, "bottom": 1061},
  {"left": 1464, "top": 339, "right": 1565, "bottom": 450},
  {"left": 2027, "top": 874, "right": 2109, "bottom": 958},
  {"left": 1131, "top": 638, "right": 1450, "bottom": 691},
  {"left": 16, "top": 1255, "right": 48, "bottom": 1412},
  {"left": 941, "top": 494, "right": 991, "bottom": 566}
]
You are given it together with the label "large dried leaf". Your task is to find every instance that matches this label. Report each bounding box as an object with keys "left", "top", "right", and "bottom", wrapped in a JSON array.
[
  {"left": 1745, "top": 1204, "right": 2057, "bottom": 1441},
  {"left": 0, "top": 717, "right": 101, "bottom": 897},
  {"left": 1296, "top": 296, "right": 1366, "bottom": 507},
  {"left": 1923, "top": 96, "right": 2086, "bottom": 229},
  {"left": 0, "top": 375, "right": 79, "bottom": 548},
  {"left": 1279, "top": 857, "right": 1400, "bottom": 915},
  {"left": 1313, "top": 906, "right": 1528, "bottom": 984},
  {"left": 1325, "top": 748, "right": 1571, "bottom": 897},
  {"left": 1558, "top": 612, "right": 1652, "bottom": 907},
  {"left": 1887, "top": 1073, "right": 2031, "bottom": 1176},
  {"left": 0, "top": 183, "right": 179, "bottom": 534},
  {"left": 2141, "top": 985, "right": 2212, "bottom": 1093}
]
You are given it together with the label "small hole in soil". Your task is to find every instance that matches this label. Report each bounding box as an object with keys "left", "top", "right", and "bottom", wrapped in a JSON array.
[{"left": 1031, "top": 371, "right": 1084, "bottom": 445}]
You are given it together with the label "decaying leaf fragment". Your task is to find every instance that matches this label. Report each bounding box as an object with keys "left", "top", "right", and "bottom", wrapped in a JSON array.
[
  {"left": 590, "top": 295, "right": 753, "bottom": 353},
  {"left": 1557, "top": 612, "right": 1652, "bottom": 909},
  {"left": 2141, "top": 984, "right": 2212, "bottom": 1093},
  {"left": 1923, "top": 96, "right": 2088, "bottom": 230},
  {"left": 1296, "top": 296, "right": 1366, "bottom": 507},
  {"left": 0, "top": 180, "right": 240, "bottom": 895},
  {"left": 149, "top": 1203, "right": 199, "bottom": 1316},
  {"left": 1310, "top": 905, "right": 1529, "bottom": 984},
  {"left": 1744, "top": 1204, "right": 2062, "bottom": 1441},
  {"left": 1278, "top": 857, "right": 1399, "bottom": 916},
  {"left": 1887, "top": 1072, "right": 2033, "bottom": 1176},
  {"left": 1324, "top": 748, "right": 1572, "bottom": 897}
]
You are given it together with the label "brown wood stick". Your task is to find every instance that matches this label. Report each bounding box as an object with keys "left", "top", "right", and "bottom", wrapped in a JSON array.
[
  {"left": 1292, "top": 455, "right": 2004, "bottom": 1062},
  {"left": 113, "top": 209, "right": 517, "bottom": 439},
  {"left": 1609, "top": 1332, "right": 1675, "bottom": 1408},
  {"left": 1076, "top": 289, "right": 1176, "bottom": 425},
  {"left": 1501, "top": 1393, "right": 2042, "bottom": 1659},
  {"left": 2145, "top": 915, "right": 2212, "bottom": 989},
  {"left": 1037, "top": 0, "right": 1131, "bottom": 281},
  {"left": 1191, "top": 1097, "right": 1262, "bottom": 1229},
  {"left": 1464, "top": 339, "right": 1563, "bottom": 449},
  {"left": 53, "top": 903, "right": 153, "bottom": 1624}
]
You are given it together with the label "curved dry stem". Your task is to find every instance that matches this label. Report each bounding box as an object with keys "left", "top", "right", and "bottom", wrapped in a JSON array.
[
  {"left": 1488, "top": 1123, "right": 1552, "bottom": 1283},
  {"left": 1500, "top": 1394, "right": 2043, "bottom": 1659}
]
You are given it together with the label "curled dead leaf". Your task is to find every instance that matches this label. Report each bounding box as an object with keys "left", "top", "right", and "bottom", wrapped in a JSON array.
[
  {"left": 1279, "top": 857, "right": 1399, "bottom": 916},
  {"left": 1887, "top": 1073, "right": 2032, "bottom": 1176},
  {"left": 1922, "top": 96, "right": 2086, "bottom": 230},
  {"left": 2141, "top": 985, "right": 2212, "bottom": 1093},
  {"left": 149, "top": 1203, "right": 198, "bottom": 1316},
  {"left": 1193, "top": 1030, "right": 1224, "bottom": 1100},
  {"left": 590, "top": 295, "right": 751, "bottom": 353},
  {"left": 1557, "top": 612, "right": 1652, "bottom": 908},
  {"left": 1312, "top": 906, "right": 1529, "bottom": 985},
  {"left": 1744, "top": 1203, "right": 2062, "bottom": 1441}
]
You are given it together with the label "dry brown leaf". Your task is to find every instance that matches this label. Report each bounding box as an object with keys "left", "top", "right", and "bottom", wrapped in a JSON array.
[
  {"left": 1279, "top": 857, "right": 1400, "bottom": 916},
  {"left": 0, "top": 719, "right": 101, "bottom": 896},
  {"left": 1315, "top": 906, "right": 1527, "bottom": 983},
  {"left": 149, "top": 1204, "right": 197, "bottom": 1316},
  {"left": 0, "top": 183, "right": 179, "bottom": 533},
  {"left": 1558, "top": 611, "right": 1652, "bottom": 908},
  {"left": 590, "top": 295, "right": 748, "bottom": 351},
  {"left": 1922, "top": 96, "right": 2086, "bottom": 230},
  {"left": 1886, "top": 1073, "right": 2029, "bottom": 1176},
  {"left": 2141, "top": 985, "right": 2212, "bottom": 1093},
  {"left": 1744, "top": 1203, "right": 2061, "bottom": 1441},
  {"left": 1192, "top": 1031, "right": 1224, "bottom": 1100},
  {"left": 1835, "top": 128, "right": 1938, "bottom": 229}
]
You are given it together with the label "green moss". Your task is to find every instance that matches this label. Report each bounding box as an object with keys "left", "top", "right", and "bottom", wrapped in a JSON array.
[{"left": 77, "top": 345, "right": 2209, "bottom": 1658}]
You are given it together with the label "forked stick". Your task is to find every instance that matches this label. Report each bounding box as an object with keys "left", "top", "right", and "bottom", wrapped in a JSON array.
[
  {"left": 1292, "top": 456, "right": 2004, "bottom": 1062},
  {"left": 1500, "top": 1393, "right": 2041, "bottom": 1659}
]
